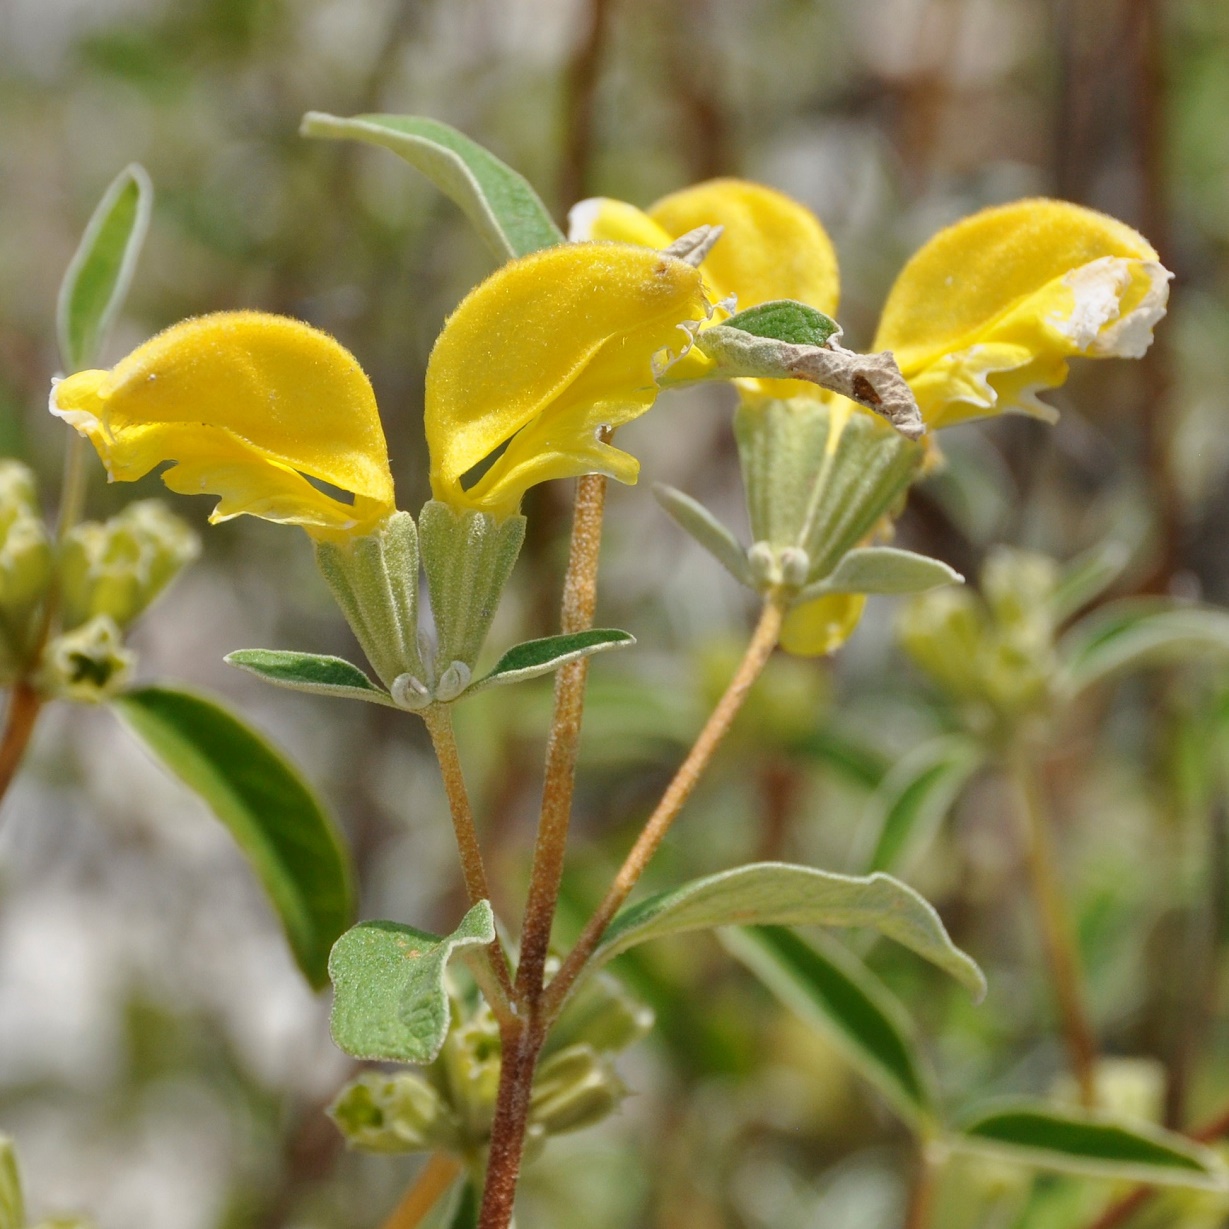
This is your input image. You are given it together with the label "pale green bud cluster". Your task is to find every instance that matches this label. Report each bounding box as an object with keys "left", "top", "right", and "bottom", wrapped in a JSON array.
[
  {"left": 329, "top": 970, "right": 649, "bottom": 1161},
  {"left": 900, "top": 547, "right": 1060, "bottom": 731},
  {"left": 58, "top": 500, "right": 199, "bottom": 632},
  {"left": 0, "top": 462, "right": 53, "bottom": 678},
  {"left": 38, "top": 616, "right": 135, "bottom": 703}
]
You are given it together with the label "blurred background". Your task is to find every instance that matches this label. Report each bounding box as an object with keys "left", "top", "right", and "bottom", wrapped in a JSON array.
[{"left": 2, "top": 0, "right": 1229, "bottom": 1226}]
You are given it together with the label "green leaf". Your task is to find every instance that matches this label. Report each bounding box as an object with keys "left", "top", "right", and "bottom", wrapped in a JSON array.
[
  {"left": 1050, "top": 540, "right": 1131, "bottom": 622},
  {"left": 468, "top": 630, "right": 635, "bottom": 693},
  {"left": 589, "top": 862, "right": 985, "bottom": 998},
  {"left": 723, "top": 926, "right": 939, "bottom": 1133},
  {"left": 653, "top": 484, "right": 752, "bottom": 585},
  {"left": 1058, "top": 600, "right": 1229, "bottom": 698},
  {"left": 804, "top": 547, "right": 963, "bottom": 598},
  {"left": 57, "top": 164, "right": 153, "bottom": 372},
  {"left": 861, "top": 736, "right": 984, "bottom": 874},
  {"left": 328, "top": 902, "right": 495, "bottom": 1064},
  {"left": 300, "top": 112, "right": 562, "bottom": 262},
  {"left": 443, "top": 1180, "right": 479, "bottom": 1229},
  {"left": 224, "top": 649, "right": 396, "bottom": 706},
  {"left": 954, "top": 1103, "right": 1229, "bottom": 1190},
  {"left": 720, "top": 299, "right": 842, "bottom": 348},
  {"left": 0, "top": 1136, "right": 23, "bottom": 1229},
  {"left": 112, "top": 686, "right": 353, "bottom": 989}
]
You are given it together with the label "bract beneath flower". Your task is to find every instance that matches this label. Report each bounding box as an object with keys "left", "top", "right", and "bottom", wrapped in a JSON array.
[
  {"left": 875, "top": 199, "right": 1171, "bottom": 429},
  {"left": 50, "top": 312, "right": 396, "bottom": 536},
  {"left": 570, "top": 179, "right": 840, "bottom": 399},
  {"left": 425, "top": 243, "right": 708, "bottom": 520}
]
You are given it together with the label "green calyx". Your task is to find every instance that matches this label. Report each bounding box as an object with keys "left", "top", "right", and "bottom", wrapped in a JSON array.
[
  {"left": 314, "top": 510, "right": 424, "bottom": 692},
  {"left": 0, "top": 462, "right": 53, "bottom": 677},
  {"left": 734, "top": 397, "right": 923, "bottom": 591},
  {"left": 419, "top": 500, "right": 526, "bottom": 679},
  {"left": 38, "top": 615, "right": 134, "bottom": 703}
]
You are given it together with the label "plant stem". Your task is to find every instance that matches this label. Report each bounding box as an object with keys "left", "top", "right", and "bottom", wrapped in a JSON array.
[
  {"left": 477, "top": 1017, "right": 539, "bottom": 1229},
  {"left": 422, "top": 702, "right": 516, "bottom": 1021},
  {"left": 902, "top": 1142, "right": 942, "bottom": 1229},
  {"left": 513, "top": 472, "right": 608, "bottom": 1011},
  {"left": 543, "top": 590, "right": 787, "bottom": 1020},
  {"left": 381, "top": 1153, "right": 463, "bottom": 1229},
  {"left": 56, "top": 432, "right": 90, "bottom": 541},
  {"left": 1011, "top": 749, "right": 1098, "bottom": 1107},
  {"left": 0, "top": 681, "right": 42, "bottom": 816}
]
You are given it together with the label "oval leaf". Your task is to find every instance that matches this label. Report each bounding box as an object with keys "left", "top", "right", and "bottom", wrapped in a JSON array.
[
  {"left": 653, "top": 483, "right": 752, "bottom": 586},
  {"left": 301, "top": 112, "right": 562, "bottom": 262},
  {"left": 225, "top": 649, "right": 395, "bottom": 706},
  {"left": 589, "top": 861, "right": 985, "bottom": 998},
  {"left": 329, "top": 902, "right": 495, "bottom": 1065},
  {"left": 723, "top": 926, "right": 939, "bottom": 1132},
  {"left": 468, "top": 630, "right": 634, "bottom": 693},
  {"left": 112, "top": 685, "right": 354, "bottom": 989},
  {"left": 809, "top": 547, "right": 963, "bottom": 597},
  {"left": 721, "top": 299, "right": 842, "bottom": 348},
  {"left": 860, "top": 736, "right": 984, "bottom": 874},
  {"left": 57, "top": 164, "right": 153, "bottom": 372},
  {"left": 1059, "top": 600, "right": 1229, "bottom": 698},
  {"left": 955, "top": 1102, "right": 1229, "bottom": 1190}
]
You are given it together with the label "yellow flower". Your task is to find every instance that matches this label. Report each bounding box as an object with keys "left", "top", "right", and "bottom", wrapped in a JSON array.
[
  {"left": 51, "top": 312, "right": 395, "bottom": 538},
  {"left": 572, "top": 183, "right": 1170, "bottom": 654},
  {"left": 425, "top": 242, "right": 709, "bottom": 520}
]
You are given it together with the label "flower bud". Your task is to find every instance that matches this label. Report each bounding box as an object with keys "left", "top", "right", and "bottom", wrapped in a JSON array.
[
  {"left": 58, "top": 500, "right": 199, "bottom": 631},
  {"left": 898, "top": 588, "right": 988, "bottom": 702},
  {"left": 38, "top": 615, "right": 134, "bottom": 703},
  {"left": 437, "top": 1001, "right": 503, "bottom": 1142},
  {"left": 529, "top": 1044, "right": 628, "bottom": 1136},
  {"left": 547, "top": 969, "right": 654, "bottom": 1056},
  {"left": 328, "top": 1072, "right": 461, "bottom": 1154},
  {"left": 0, "top": 462, "right": 52, "bottom": 671}
]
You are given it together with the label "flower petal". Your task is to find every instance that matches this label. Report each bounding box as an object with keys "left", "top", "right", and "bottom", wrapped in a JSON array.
[
  {"left": 50, "top": 311, "right": 395, "bottom": 534},
  {"left": 874, "top": 199, "right": 1171, "bottom": 428},
  {"left": 568, "top": 198, "right": 674, "bottom": 250},
  {"left": 425, "top": 242, "right": 708, "bottom": 519},
  {"left": 780, "top": 592, "right": 866, "bottom": 657}
]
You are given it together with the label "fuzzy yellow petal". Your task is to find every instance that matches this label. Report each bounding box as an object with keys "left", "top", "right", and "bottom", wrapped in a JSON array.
[
  {"left": 780, "top": 592, "right": 866, "bottom": 657},
  {"left": 568, "top": 198, "right": 674, "bottom": 251},
  {"left": 50, "top": 311, "right": 395, "bottom": 535},
  {"left": 875, "top": 199, "right": 1171, "bottom": 429},
  {"left": 425, "top": 242, "right": 708, "bottom": 519}
]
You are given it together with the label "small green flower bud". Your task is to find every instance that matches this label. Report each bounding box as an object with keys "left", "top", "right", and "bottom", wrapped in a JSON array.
[
  {"left": 38, "top": 615, "right": 134, "bottom": 703},
  {"left": 530, "top": 1044, "right": 627, "bottom": 1137},
  {"left": 437, "top": 1002, "right": 503, "bottom": 1142},
  {"left": 981, "top": 547, "right": 1059, "bottom": 636},
  {"left": 898, "top": 588, "right": 988, "bottom": 701},
  {"left": 328, "top": 1072, "right": 461, "bottom": 1154},
  {"left": 0, "top": 462, "right": 52, "bottom": 672},
  {"left": 547, "top": 969, "right": 654, "bottom": 1057},
  {"left": 58, "top": 500, "right": 199, "bottom": 631}
]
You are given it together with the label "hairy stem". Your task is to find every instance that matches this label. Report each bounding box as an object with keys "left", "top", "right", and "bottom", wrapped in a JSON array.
[
  {"left": 0, "top": 681, "right": 42, "bottom": 816},
  {"left": 422, "top": 702, "right": 515, "bottom": 1021},
  {"left": 514, "top": 473, "right": 608, "bottom": 1010},
  {"left": 381, "top": 1153, "right": 463, "bottom": 1229},
  {"left": 543, "top": 590, "right": 787, "bottom": 1020},
  {"left": 1012, "top": 749, "right": 1098, "bottom": 1107},
  {"left": 477, "top": 1018, "right": 539, "bottom": 1229}
]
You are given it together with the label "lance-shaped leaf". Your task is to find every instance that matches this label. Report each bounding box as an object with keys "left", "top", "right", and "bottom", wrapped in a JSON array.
[
  {"left": 225, "top": 649, "right": 397, "bottom": 706},
  {"left": 329, "top": 902, "right": 495, "bottom": 1064},
  {"left": 860, "top": 736, "right": 985, "bottom": 874},
  {"left": 587, "top": 862, "right": 985, "bottom": 998},
  {"left": 300, "top": 112, "right": 562, "bottom": 262},
  {"left": 467, "top": 630, "right": 635, "bottom": 694},
  {"left": 803, "top": 547, "right": 963, "bottom": 598},
  {"left": 112, "top": 686, "right": 354, "bottom": 989},
  {"left": 723, "top": 926, "right": 940, "bottom": 1134},
  {"left": 694, "top": 321, "right": 924, "bottom": 440},
  {"left": 954, "top": 1103, "right": 1229, "bottom": 1190},
  {"left": 653, "top": 483, "right": 752, "bottom": 586},
  {"left": 1050, "top": 540, "right": 1131, "bottom": 622},
  {"left": 57, "top": 163, "right": 153, "bottom": 373},
  {"left": 1058, "top": 600, "right": 1229, "bottom": 699},
  {"left": 0, "top": 1137, "right": 22, "bottom": 1229}
]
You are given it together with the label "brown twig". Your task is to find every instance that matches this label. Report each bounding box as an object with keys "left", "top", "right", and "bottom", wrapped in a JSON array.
[
  {"left": 421, "top": 703, "right": 516, "bottom": 1021},
  {"left": 1012, "top": 750, "right": 1099, "bottom": 1107},
  {"left": 0, "top": 681, "right": 42, "bottom": 816},
  {"left": 542, "top": 590, "right": 787, "bottom": 1020},
  {"left": 381, "top": 1153, "right": 464, "bottom": 1229}
]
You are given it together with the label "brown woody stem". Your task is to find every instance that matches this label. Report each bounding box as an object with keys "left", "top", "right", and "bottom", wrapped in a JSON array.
[{"left": 0, "top": 681, "right": 42, "bottom": 817}]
